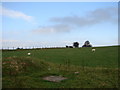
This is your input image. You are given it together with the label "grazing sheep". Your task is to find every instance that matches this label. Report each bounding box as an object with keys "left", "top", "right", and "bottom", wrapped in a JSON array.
[
  {"left": 27, "top": 53, "right": 31, "bottom": 55},
  {"left": 92, "top": 49, "right": 96, "bottom": 52},
  {"left": 74, "top": 71, "right": 79, "bottom": 74}
]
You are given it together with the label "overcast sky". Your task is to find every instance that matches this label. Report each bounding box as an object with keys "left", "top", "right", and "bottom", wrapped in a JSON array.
[{"left": 1, "top": 2, "right": 118, "bottom": 48}]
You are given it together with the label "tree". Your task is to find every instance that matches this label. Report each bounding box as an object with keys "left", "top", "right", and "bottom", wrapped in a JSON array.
[
  {"left": 66, "top": 45, "right": 68, "bottom": 48},
  {"left": 84, "top": 41, "right": 90, "bottom": 45},
  {"left": 73, "top": 42, "right": 79, "bottom": 48},
  {"left": 82, "top": 40, "right": 92, "bottom": 47}
]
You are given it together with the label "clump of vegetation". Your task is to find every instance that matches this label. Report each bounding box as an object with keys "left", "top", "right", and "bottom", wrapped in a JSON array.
[{"left": 2, "top": 56, "right": 50, "bottom": 76}]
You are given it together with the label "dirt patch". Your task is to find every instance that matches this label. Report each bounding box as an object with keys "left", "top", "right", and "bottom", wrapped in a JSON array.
[{"left": 43, "top": 75, "right": 67, "bottom": 82}]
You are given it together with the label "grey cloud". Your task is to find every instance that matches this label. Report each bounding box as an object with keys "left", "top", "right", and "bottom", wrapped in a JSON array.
[
  {"left": 33, "top": 7, "right": 117, "bottom": 34},
  {"left": 33, "top": 24, "right": 73, "bottom": 34},
  {"left": 50, "top": 7, "right": 117, "bottom": 27}
]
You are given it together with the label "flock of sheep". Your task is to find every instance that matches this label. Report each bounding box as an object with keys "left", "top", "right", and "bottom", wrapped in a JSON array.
[
  {"left": 27, "top": 48, "right": 96, "bottom": 72},
  {"left": 27, "top": 48, "right": 96, "bottom": 56}
]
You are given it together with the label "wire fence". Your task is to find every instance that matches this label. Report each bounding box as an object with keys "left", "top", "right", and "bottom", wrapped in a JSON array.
[{"left": 1, "top": 46, "right": 67, "bottom": 50}]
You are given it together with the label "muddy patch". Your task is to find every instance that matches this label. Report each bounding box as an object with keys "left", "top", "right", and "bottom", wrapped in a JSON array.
[{"left": 43, "top": 75, "right": 67, "bottom": 82}]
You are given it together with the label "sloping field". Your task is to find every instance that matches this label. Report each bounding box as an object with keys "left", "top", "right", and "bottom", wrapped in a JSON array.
[
  {"left": 2, "top": 46, "right": 119, "bottom": 88},
  {"left": 2, "top": 46, "right": 118, "bottom": 68}
]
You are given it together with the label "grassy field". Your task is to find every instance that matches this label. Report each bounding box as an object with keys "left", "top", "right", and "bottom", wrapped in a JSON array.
[{"left": 2, "top": 46, "right": 119, "bottom": 88}]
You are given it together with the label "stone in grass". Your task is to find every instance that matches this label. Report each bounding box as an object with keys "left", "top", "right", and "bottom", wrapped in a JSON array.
[{"left": 43, "top": 75, "right": 67, "bottom": 82}]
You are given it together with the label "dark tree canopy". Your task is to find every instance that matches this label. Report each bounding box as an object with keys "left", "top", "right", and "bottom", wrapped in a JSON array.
[
  {"left": 73, "top": 42, "right": 79, "bottom": 48},
  {"left": 66, "top": 45, "right": 73, "bottom": 48},
  {"left": 82, "top": 41, "right": 92, "bottom": 47},
  {"left": 84, "top": 41, "right": 90, "bottom": 45},
  {"left": 66, "top": 45, "right": 69, "bottom": 48}
]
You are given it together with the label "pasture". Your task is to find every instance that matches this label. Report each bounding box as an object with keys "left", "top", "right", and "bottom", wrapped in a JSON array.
[{"left": 2, "top": 46, "right": 119, "bottom": 88}]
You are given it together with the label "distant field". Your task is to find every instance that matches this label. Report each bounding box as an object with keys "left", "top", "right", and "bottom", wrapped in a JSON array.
[
  {"left": 2, "top": 46, "right": 119, "bottom": 88},
  {"left": 2, "top": 46, "right": 118, "bottom": 68}
]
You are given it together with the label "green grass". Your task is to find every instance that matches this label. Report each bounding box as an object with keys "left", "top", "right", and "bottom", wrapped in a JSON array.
[
  {"left": 2, "top": 46, "right": 119, "bottom": 88},
  {"left": 2, "top": 46, "right": 118, "bottom": 68}
]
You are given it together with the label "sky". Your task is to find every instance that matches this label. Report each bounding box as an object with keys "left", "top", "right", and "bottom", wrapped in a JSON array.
[{"left": 1, "top": 2, "right": 118, "bottom": 49}]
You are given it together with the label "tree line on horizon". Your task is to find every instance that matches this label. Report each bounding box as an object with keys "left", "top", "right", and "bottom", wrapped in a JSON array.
[
  {"left": 2, "top": 41, "right": 92, "bottom": 50},
  {"left": 66, "top": 41, "right": 92, "bottom": 48}
]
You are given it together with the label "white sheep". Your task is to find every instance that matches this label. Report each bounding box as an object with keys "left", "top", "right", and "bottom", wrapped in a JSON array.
[
  {"left": 92, "top": 49, "right": 96, "bottom": 52},
  {"left": 27, "top": 52, "right": 31, "bottom": 55},
  {"left": 74, "top": 71, "right": 79, "bottom": 74}
]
